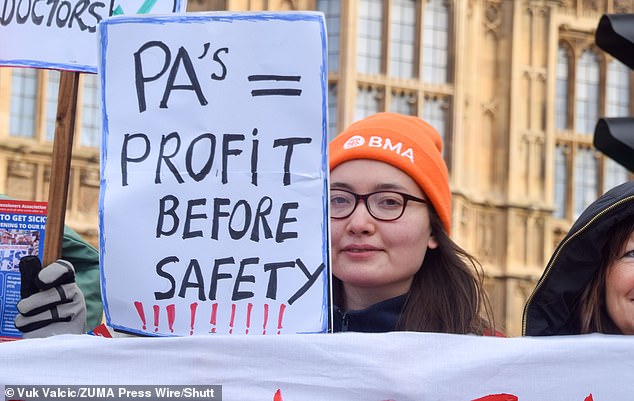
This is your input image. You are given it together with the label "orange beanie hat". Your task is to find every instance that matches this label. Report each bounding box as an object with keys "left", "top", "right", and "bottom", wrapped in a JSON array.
[{"left": 329, "top": 112, "right": 452, "bottom": 235}]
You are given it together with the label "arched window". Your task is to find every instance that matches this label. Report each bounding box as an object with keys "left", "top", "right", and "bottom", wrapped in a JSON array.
[
  {"left": 574, "top": 50, "right": 600, "bottom": 134},
  {"left": 423, "top": 97, "right": 447, "bottom": 144},
  {"left": 422, "top": 0, "right": 449, "bottom": 84},
  {"left": 603, "top": 59, "right": 631, "bottom": 190},
  {"left": 45, "top": 70, "right": 60, "bottom": 141},
  {"left": 553, "top": 144, "right": 568, "bottom": 218},
  {"left": 390, "top": 90, "right": 416, "bottom": 115},
  {"left": 317, "top": 0, "right": 340, "bottom": 73},
  {"left": 327, "top": 83, "right": 338, "bottom": 139},
  {"left": 574, "top": 148, "right": 597, "bottom": 219},
  {"left": 555, "top": 45, "right": 570, "bottom": 130},
  {"left": 604, "top": 158, "right": 628, "bottom": 193},
  {"left": 355, "top": 86, "right": 382, "bottom": 120},
  {"left": 390, "top": 0, "right": 416, "bottom": 78},
  {"left": 357, "top": 0, "right": 384, "bottom": 74},
  {"left": 80, "top": 74, "right": 101, "bottom": 148},
  {"left": 606, "top": 59, "right": 630, "bottom": 118},
  {"left": 9, "top": 68, "right": 38, "bottom": 137}
]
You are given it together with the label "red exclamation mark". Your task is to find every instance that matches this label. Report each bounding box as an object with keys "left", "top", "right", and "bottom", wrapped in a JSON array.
[
  {"left": 153, "top": 305, "right": 160, "bottom": 332},
  {"left": 229, "top": 303, "right": 236, "bottom": 334},
  {"left": 189, "top": 302, "right": 198, "bottom": 336},
  {"left": 273, "top": 389, "right": 283, "bottom": 401},
  {"left": 262, "top": 303, "right": 269, "bottom": 335},
  {"left": 471, "top": 394, "right": 518, "bottom": 401},
  {"left": 277, "top": 304, "right": 286, "bottom": 335},
  {"left": 209, "top": 303, "right": 218, "bottom": 333},
  {"left": 166, "top": 304, "right": 176, "bottom": 333},
  {"left": 134, "top": 301, "right": 146, "bottom": 330},
  {"left": 245, "top": 303, "right": 253, "bottom": 334}
]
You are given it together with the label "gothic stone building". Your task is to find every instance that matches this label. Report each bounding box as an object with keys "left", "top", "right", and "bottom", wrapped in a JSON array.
[{"left": 1, "top": 0, "right": 632, "bottom": 335}]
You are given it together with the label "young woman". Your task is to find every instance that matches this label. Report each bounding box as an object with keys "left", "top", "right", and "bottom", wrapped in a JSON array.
[
  {"left": 523, "top": 180, "right": 634, "bottom": 335},
  {"left": 329, "top": 112, "right": 495, "bottom": 334}
]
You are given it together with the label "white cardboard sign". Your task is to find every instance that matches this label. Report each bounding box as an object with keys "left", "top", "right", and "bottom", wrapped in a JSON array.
[
  {"left": 0, "top": 0, "right": 186, "bottom": 72},
  {"left": 98, "top": 12, "right": 329, "bottom": 337}
]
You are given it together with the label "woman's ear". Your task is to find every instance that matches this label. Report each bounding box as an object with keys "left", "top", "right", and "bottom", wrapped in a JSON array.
[{"left": 427, "top": 232, "right": 438, "bottom": 250}]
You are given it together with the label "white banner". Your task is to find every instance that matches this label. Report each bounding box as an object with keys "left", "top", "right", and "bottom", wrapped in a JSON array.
[
  {"left": 0, "top": 333, "right": 632, "bottom": 400},
  {"left": 98, "top": 12, "right": 329, "bottom": 337}
]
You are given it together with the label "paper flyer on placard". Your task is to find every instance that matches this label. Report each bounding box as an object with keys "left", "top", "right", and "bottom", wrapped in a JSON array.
[{"left": 0, "top": 200, "right": 47, "bottom": 341}]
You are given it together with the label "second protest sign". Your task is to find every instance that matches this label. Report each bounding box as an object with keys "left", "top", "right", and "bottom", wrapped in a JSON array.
[{"left": 98, "top": 12, "right": 329, "bottom": 336}]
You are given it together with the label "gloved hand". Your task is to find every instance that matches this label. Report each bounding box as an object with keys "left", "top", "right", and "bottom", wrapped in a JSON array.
[{"left": 14, "top": 257, "right": 87, "bottom": 338}]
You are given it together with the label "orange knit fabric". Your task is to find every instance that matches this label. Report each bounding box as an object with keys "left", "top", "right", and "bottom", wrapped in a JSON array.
[{"left": 329, "top": 112, "right": 451, "bottom": 235}]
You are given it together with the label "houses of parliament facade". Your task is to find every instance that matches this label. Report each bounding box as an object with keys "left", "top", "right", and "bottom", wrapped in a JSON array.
[{"left": 1, "top": 0, "right": 632, "bottom": 335}]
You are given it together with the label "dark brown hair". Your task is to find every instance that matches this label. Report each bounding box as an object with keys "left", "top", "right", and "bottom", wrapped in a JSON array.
[
  {"left": 576, "top": 214, "right": 634, "bottom": 334},
  {"left": 397, "top": 209, "right": 495, "bottom": 334}
]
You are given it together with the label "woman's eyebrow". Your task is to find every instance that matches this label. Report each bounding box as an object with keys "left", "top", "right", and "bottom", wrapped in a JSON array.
[
  {"left": 330, "top": 182, "right": 409, "bottom": 191},
  {"left": 330, "top": 182, "right": 354, "bottom": 190},
  {"left": 374, "top": 183, "right": 407, "bottom": 191}
]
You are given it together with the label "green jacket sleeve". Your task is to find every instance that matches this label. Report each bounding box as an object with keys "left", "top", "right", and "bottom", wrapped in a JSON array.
[{"left": 61, "top": 226, "right": 103, "bottom": 331}]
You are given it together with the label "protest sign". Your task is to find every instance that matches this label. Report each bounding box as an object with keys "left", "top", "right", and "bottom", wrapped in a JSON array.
[
  {"left": 1, "top": 332, "right": 633, "bottom": 400},
  {"left": 98, "top": 12, "right": 329, "bottom": 336},
  {"left": 0, "top": 0, "right": 187, "bottom": 72},
  {"left": 0, "top": 200, "right": 47, "bottom": 340}
]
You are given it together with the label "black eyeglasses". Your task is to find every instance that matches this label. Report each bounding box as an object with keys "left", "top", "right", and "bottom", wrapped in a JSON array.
[{"left": 330, "top": 189, "right": 427, "bottom": 221}]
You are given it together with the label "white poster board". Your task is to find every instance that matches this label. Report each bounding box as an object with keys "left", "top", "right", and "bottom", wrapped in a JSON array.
[
  {"left": 0, "top": 0, "right": 187, "bottom": 72},
  {"left": 99, "top": 12, "right": 329, "bottom": 337},
  {"left": 1, "top": 333, "right": 633, "bottom": 401}
]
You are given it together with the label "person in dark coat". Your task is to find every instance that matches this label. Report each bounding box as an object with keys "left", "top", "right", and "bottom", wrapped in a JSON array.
[{"left": 523, "top": 180, "right": 634, "bottom": 335}]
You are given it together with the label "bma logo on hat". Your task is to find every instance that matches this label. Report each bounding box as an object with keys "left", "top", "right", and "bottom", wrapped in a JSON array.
[{"left": 343, "top": 135, "right": 365, "bottom": 149}]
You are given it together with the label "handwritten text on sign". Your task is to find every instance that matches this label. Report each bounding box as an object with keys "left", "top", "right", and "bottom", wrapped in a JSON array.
[
  {"left": 0, "top": 0, "right": 187, "bottom": 71},
  {"left": 99, "top": 13, "right": 329, "bottom": 336},
  {"left": 0, "top": 0, "right": 112, "bottom": 71}
]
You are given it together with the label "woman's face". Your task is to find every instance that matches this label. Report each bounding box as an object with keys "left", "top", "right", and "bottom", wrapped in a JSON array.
[
  {"left": 330, "top": 159, "right": 437, "bottom": 310},
  {"left": 605, "top": 230, "right": 634, "bottom": 334}
]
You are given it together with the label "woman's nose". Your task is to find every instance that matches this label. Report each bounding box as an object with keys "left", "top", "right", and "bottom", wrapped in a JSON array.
[{"left": 345, "top": 200, "right": 376, "bottom": 235}]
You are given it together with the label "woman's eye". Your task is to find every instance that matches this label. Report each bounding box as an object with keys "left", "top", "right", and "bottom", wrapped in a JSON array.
[
  {"left": 331, "top": 196, "right": 351, "bottom": 206},
  {"left": 376, "top": 196, "right": 403, "bottom": 208},
  {"left": 623, "top": 249, "right": 634, "bottom": 259}
]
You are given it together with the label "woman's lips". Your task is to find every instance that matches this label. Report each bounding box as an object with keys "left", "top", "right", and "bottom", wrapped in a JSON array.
[{"left": 342, "top": 244, "right": 381, "bottom": 253}]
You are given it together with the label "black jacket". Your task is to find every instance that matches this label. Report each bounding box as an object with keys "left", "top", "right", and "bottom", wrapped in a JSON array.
[
  {"left": 332, "top": 294, "right": 406, "bottom": 332},
  {"left": 523, "top": 180, "right": 634, "bottom": 336}
]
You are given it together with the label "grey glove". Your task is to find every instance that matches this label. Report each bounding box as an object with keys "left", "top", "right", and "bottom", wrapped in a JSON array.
[{"left": 14, "top": 258, "right": 87, "bottom": 338}]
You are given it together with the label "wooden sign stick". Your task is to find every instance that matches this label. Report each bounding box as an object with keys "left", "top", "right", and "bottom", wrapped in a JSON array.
[{"left": 43, "top": 70, "right": 81, "bottom": 266}]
